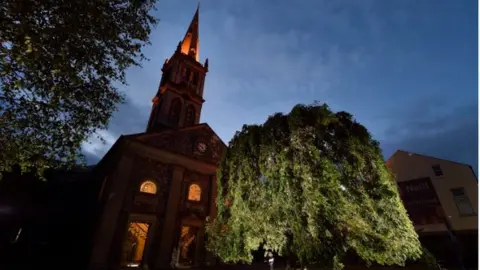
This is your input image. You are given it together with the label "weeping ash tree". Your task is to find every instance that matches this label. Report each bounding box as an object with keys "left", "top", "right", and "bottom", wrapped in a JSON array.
[{"left": 206, "top": 103, "right": 423, "bottom": 269}]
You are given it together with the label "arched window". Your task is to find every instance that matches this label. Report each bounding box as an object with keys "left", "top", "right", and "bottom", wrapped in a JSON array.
[
  {"left": 184, "top": 105, "right": 196, "bottom": 126},
  {"left": 192, "top": 72, "right": 198, "bottom": 85},
  {"left": 140, "top": 181, "right": 157, "bottom": 194},
  {"left": 168, "top": 98, "right": 182, "bottom": 126},
  {"left": 184, "top": 68, "right": 191, "bottom": 82},
  {"left": 187, "top": 184, "right": 201, "bottom": 201}
]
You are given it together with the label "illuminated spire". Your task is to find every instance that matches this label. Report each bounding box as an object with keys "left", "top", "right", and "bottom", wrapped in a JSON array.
[{"left": 180, "top": 5, "right": 200, "bottom": 62}]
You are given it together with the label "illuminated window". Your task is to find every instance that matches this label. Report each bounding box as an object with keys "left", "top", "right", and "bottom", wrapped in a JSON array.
[
  {"left": 120, "top": 222, "right": 150, "bottom": 267},
  {"left": 178, "top": 226, "right": 198, "bottom": 264},
  {"left": 140, "top": 181, "right": 157, "bottom": 194},
  {"left": 188, "top": 184, "right": 201, "bottom": 201}
]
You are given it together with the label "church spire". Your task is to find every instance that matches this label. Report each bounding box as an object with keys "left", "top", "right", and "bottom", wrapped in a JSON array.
[
  {"left": 180, "top": 5, "right": 200, "bottom": 62},
  {"left": 146, "top": 5, "right": 208, "bottom": 133}
]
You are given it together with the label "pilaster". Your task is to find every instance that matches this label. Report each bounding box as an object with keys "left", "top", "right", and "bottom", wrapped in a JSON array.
[
  {"left": 89, "top": 154, "right": 134, "bottom": 270},
  {"left": 155, "top": 165, "right": 185, "bottom": 268}
]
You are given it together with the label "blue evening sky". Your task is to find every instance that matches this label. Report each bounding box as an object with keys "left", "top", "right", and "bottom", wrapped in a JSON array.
[{"left": 82, "top": 0, "right": 478, "bottom": 173}]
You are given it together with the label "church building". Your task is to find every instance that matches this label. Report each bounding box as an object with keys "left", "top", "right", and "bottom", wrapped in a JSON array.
[{"left": 88, "top": 7, "right": 226, "bottom": 269}]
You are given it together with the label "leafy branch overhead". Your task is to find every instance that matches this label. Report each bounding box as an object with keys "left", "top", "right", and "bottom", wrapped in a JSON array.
[
  {"left": 206, "top": 103, "right": 423, "bottom": 269},
  {"left": 0, "top": 0, "right": 158, "bottom": 177}
]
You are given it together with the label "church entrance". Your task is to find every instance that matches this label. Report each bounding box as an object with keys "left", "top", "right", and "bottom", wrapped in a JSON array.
[
  {"left": 119, "top": 222, "right": 151, "bottom": 268},
  {"left": 176, "top": 226, "right": 198, "bottom": 267}
]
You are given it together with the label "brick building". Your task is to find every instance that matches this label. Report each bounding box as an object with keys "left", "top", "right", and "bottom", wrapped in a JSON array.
[
  {"left": 88, "top": 7, "right": 226, "bottom": 269},
  {"left": 387, "top": 150, "right": 478, "bottom": 268}
]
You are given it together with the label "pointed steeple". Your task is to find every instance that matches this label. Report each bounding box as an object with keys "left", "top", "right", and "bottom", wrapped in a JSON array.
[
  {"left": 146, "top": 4, "right": 208, "bottom": 133},
  {"left": 180, "top": 5, "right": 200, "bottom": 62}
]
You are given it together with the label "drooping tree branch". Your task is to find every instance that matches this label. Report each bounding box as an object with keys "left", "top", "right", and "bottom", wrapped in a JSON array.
[{"left": 206, "top": 102, "right": 423, "bottom": 269}]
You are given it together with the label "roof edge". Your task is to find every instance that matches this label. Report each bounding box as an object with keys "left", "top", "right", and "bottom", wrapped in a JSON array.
[{"left": 390, "top": 149, "right": 475, "bottom": 168}]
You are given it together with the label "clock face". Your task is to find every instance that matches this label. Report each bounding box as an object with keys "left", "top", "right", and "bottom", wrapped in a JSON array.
[{"left": 197, "top": 142, "right": 207, "bottom": 153}]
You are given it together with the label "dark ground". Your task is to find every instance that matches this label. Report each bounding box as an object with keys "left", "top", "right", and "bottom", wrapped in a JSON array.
[{"left": 190, "top": 262, "right": 466, "bottom": 270}]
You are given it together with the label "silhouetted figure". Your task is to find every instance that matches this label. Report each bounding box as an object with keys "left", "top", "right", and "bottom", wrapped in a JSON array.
[
  {"left": 264, "top": 250, "right": 274, "bottom": 270},
  {"left": 171, "top": 247, "right": 178, "bottom": 268}
]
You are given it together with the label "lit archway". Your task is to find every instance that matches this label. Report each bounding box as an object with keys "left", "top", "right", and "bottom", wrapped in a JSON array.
[
  {"left": 188, "top": 184, "right": 201, "bottom": 201},
  {"left": 140, "top": 181, "right": 157, "bottom": 194}
]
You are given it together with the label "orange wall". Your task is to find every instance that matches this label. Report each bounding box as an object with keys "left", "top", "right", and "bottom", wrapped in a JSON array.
[{"left": 387, "top": 150, "right": 478, "bottom": 233}]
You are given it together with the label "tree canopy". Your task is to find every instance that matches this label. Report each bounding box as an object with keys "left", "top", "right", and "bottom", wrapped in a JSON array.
[
  {"left": 206, "top": 103, "right": 423, "bottom": 269},
  {"left": 0, "top": 0, "right": 158, "bottom": 177}
]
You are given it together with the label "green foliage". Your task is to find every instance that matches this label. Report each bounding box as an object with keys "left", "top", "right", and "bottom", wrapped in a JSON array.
[
  {"left": 418, "top": 246, "right": 440, "bottom": 269},
  {"left": 0, "top": 0, "right": 158, "bottom": 178},
  {"left": 206, "top": 103, "right": 422, "bottom": 269}
]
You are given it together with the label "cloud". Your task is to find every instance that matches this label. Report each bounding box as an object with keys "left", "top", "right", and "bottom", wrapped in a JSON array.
[
  {"left": 81, "top": 96, "right": 150, "bottom": 164},
  {"left": 81, "top": 129, "right": 118, "bottom": 164},
  {"left": 380, "top": 102, "right": 478, "bottom": 172},
  {"left": 106, "top": 97, "right": 150, "bottom": 136},
  {"left": 81, "top": 0, "right": 372, "bottom": 163},
  {"left": 80, "top": 0, "right": 477, "bottom": 175}
]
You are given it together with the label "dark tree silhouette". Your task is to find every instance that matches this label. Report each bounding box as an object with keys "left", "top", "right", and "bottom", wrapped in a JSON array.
[{"left": 0, "top": 0, "right": 158, "bottom": 177}]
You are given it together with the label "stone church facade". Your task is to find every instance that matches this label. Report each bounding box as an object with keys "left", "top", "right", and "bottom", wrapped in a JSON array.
[{"left": 88, "top": 7, "right": 226, "bottom": 269}]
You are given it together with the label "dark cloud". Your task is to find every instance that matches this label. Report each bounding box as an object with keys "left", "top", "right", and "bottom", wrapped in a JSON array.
[
  {"left": 79, "top": 0, "right": 477, "bottom": 174},
  {"left": 84, "top": 151, "right": 101, "bottom": 166},
  {"left": 107, "top": 98, "right": 150, "bottom": 137},
  {"left": 81, "top": 97, "right": 150, "bottom": 164},
  {"left": 380, "top": 103, "right": 478, "bottom": 173}
]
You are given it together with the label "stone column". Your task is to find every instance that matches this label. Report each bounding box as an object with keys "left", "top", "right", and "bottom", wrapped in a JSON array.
[
  {"left": 209, "top": 175, "right": 218, "bottom": 218},
  {"left": 194, "top": 227, "right": 206, "bottom": 267},
  {"left": 155, "top": 165, "right": 185, "bottom": 268},
  {"left": 89, "top": 154, "right": 134, "bottom": 270}
]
